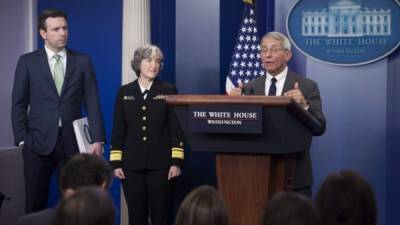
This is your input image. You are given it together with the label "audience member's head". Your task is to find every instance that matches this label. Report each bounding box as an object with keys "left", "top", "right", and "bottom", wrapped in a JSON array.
[
  {"left": 52, "top": 186, "right": 115, "bottom": 225},
  {"left": 262, "top": 192, "right": 319, "bottom": 225},
  {"left": 175, "top": 185, "right": 229, "bottom": 225},
  {"left": 59, "top": 153, "right": 113, "bottom": 196},
  {"left": 316, "top": 170, "right": 377, "bottom": 225}
]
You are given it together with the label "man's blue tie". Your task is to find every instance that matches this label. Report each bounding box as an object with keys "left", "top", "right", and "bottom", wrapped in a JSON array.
[{"left": 268, "top": 77, "right": 277, "bottom": 96}]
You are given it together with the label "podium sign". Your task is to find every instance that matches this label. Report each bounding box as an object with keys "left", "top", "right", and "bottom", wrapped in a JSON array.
[
  {"left": 189, "top": 105, "right": 262, "bottom": 134},
  {"left": 166, "top": 95, "right": 322, "bottom": 225}
]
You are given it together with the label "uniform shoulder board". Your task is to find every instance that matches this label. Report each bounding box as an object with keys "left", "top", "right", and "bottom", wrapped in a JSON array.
[{"left": 153, "top": 95, "right": 166, "bottom": 100}]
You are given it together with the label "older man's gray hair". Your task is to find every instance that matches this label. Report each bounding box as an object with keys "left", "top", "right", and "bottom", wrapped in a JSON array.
[
  {"left": 262, "top": 32, "right": 292, "bottom": 51},
  {"left": 131, "top": 45, "right": 164, "bottom": 76}
]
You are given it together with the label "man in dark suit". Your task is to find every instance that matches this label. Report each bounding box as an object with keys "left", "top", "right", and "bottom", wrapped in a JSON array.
[
  {"left": 229, "top": 31, "right": 326, "bottom": 196},
  {"left": 11, "top": 9, "right": 105, "bottom": 213},
  {"left": 16, "top": 154, "right": 113, "bottom": 225}
]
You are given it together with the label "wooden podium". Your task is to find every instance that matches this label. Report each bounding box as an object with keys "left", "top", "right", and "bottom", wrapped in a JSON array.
[{"left": 166, "top": 95, "right": 322, "bottom": 225}]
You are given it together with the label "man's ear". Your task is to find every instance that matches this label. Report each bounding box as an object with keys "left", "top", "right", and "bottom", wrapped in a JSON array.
[
  {"left": 39, "top": 29, "right": 47, "bottom": 40},
  {"left": 285, "top": 50, "right": 293, "bottom": 62}
]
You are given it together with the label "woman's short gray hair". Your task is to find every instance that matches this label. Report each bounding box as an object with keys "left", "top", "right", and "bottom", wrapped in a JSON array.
[
  {"left": 262, "top": 31, "right": 292, "bottom": 51},
  {"left": 131, "top": 45, "right": 164, "bottom": 76}
]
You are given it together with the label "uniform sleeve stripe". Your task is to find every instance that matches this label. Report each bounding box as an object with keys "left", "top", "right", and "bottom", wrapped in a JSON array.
[
  {"left": 110, "top": 152, "right": 122, "bottom": 155},
  {"left": 110, "top": 150, "right": 123, "bottom": 161},
  {"left": 172, "top": 147, "right": 184, "bottom": 152},
  {"left": 110, "top": 153, "right": 122, "bottom": 161},
  {"left": 172, "top": 151, "right": 184, "bottom": 159},
  {"left": 110, "top": 149, "right": 123, "bottom": 153}
]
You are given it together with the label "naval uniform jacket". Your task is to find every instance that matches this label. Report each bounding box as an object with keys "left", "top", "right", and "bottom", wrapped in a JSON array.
[{"left": 110, "top": 79, "right": 184, "bottom": 170}]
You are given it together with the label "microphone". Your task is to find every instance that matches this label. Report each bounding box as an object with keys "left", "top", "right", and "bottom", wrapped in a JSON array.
[
  {"left": 242, "top": 87, "right": 254, "bottom": 95},
  {"left": 249, "top": 88, "right": 254, "bottom": 95}
]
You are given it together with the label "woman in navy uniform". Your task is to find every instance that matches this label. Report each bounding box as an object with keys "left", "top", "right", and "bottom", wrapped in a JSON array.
[{"left": 110, "top": 45, "right": 184, "bottom": 225}]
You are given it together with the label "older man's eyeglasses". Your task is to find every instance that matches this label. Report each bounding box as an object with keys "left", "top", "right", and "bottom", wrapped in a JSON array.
[{"left": 260, "top": 47, "right": 286, "bottom": 55}]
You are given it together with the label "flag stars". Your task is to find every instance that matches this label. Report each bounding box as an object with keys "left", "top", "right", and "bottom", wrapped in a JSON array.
[{"left": 226, "top": 6, "right": 263, "bottom": 92}]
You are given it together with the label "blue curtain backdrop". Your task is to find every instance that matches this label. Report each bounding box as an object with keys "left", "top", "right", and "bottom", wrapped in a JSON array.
[
  {"left": 387, "top": 48, "right": 400, "bottom": 225},
  {"left": 150, "top": 0, "right": 176, "bottom": 84}
]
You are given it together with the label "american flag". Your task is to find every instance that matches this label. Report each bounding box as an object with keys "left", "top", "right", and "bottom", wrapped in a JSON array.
[{"left": 225, "top": 1, "right": 264, "bottom": 94}]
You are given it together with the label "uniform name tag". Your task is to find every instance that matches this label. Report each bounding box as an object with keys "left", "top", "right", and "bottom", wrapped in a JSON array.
[{"left": 123, "top": 96, "right": 135, "bottom": 101}]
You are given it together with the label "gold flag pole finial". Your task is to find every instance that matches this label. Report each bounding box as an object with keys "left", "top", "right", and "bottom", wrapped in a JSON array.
[{"left": 243, "top": 0, "right": 254, "bottom": 5}]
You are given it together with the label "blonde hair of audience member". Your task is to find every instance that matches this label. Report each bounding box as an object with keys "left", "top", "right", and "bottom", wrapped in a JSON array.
[
  {"left": 316, "top": 170, "right": 377, "bottom": 225},
  {"left": 262, "top": 192, "right": 319, "bottom": 225},
  {"left": 175, "top": 185, "right": 229, "bottom": 225},
  {"left": 52, "top": 187, "right": 115, "bottom": 225}
]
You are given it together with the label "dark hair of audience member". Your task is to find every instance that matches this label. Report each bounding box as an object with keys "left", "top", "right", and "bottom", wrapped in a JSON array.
[
  {"left": 316, "top": 170, "right": 377, "bottom": 225},
  {"left": 262, "top": 192, "right": 319, "bottom": 225},
  {"left": 174, "top": 185, "right": 229, "bottom": 225},
  {"left": 52, "top": 186, "right": 115, "bottom": 225},
  {"left": 59, "top": 153, "right": 113, "bottom": 192}
]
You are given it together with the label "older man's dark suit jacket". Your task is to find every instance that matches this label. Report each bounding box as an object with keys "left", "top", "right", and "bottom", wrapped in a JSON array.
[
  {"left": 11, "top": 48, "right": 105, "bottom": 156},
  {"left": 243, "top": 70, "right": 326, "bottom": 189}
]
